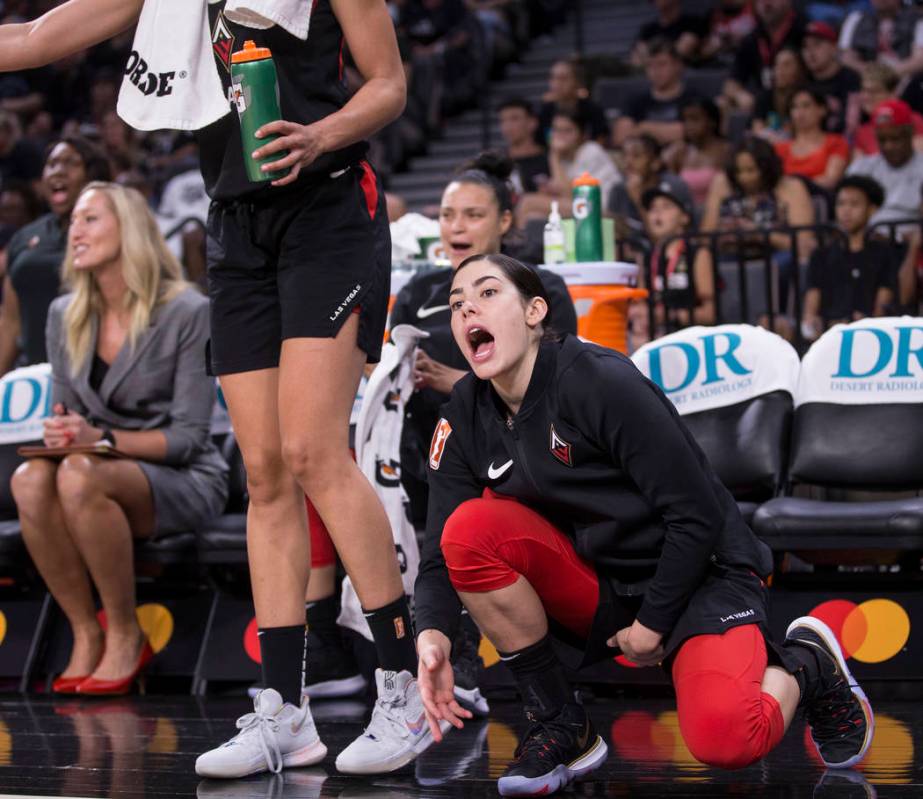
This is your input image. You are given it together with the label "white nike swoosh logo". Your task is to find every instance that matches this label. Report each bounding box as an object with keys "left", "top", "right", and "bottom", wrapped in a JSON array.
[
  {"left": 487, "top": 460, "right": 513, "bottom": 479},
  {"left": 416, "top": 304, "right": 451, "bottom": 319}
]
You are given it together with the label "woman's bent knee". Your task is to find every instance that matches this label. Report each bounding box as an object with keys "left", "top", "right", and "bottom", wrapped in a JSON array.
[
  {"left": 56, "top": 455, "right": 102, "bottom": 505},
  {"left": 441, "top": 498, "right": 500, "bottom": 553},
  {"left": 441, "top": 498, "right": 518, "bottom": 594},
  {"left": 11, "top": 459, "right": 58, "bottom": 510},
  {"left": 683, "top": 732, "right": 763, "bottom": 771},
  {"left": 679, "top": 693, "right": 766, "bottom": 770}
]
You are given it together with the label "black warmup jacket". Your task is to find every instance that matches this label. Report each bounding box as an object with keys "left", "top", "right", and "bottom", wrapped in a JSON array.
[
  {"left": 414, "top": 335, "right": 775, "bottom": 661},
  {"left": 390, "top": 266, "right": 577, "bottom": 520}
]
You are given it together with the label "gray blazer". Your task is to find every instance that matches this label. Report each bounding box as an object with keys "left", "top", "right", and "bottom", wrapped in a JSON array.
[{"left": 46, "top": 287, "right": 229, "bottom": 535}]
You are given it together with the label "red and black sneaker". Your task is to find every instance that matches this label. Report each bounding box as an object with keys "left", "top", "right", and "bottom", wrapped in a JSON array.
[
  {"left": 786, "top": 616, "right": 875, "bottom": 769},
  {"left": 498, "top": 703, "right": 607, "bottom": 797}
]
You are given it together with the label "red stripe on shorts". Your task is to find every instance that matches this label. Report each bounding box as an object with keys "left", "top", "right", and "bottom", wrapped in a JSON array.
[{"left": 359, "top": 160, "right": 378, "bottom": 220}]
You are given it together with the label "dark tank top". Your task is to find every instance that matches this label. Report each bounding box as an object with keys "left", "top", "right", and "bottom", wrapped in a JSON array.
[{"left": 199, "top": 0, "right": 368, "bottom": 201}]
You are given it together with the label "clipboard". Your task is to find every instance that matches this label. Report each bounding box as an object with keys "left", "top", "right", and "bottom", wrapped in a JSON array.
[{"left": 17, "top": 442, "right": 130, "bottom": 460}]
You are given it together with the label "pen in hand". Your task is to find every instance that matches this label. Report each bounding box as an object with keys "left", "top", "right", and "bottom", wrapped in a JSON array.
[{"left": 47, "top": 402, "right": 75, "bottom": 447}]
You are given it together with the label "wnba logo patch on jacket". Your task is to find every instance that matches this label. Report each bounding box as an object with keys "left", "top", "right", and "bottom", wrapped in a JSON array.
[{"left": 429, "top": 418, "right": 452, "bottom": 470}]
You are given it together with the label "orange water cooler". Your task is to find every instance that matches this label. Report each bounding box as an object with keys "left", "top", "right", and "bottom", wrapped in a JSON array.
[{"left": 542, "top": 261, "right": 647, "bottom": 354}]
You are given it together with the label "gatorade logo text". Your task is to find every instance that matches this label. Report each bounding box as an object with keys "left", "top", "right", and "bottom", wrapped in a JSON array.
[
  {"left": 230, "top": 81, "right": 246, "bottom": 114},
  {"left": 573, "top": 197, "right": 590, "bottom": 220},
  {"left": 124, "top": 51, "right": 176, "bottom": 98}
]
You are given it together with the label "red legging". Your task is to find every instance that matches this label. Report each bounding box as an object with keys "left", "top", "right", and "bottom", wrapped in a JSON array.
[
  {"left": 440, "top": 491, "right": 785, "bottom": 770},
  {"left": 306, "top": 497, "right": 337, "bottom": 567},
  {"left": 305, "top": 448, "right": 357, "bottom": 568}
]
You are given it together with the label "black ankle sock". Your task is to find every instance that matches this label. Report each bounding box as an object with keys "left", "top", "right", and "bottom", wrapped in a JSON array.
[
  {"left": 306, "top": 595, "right": 339, "bottom": 643},
  {"left": 362, "top": 596, "right": 417, "bottom": 674},
  {"left": 498, "top": 635, "right": 572, "bottom": 720},
  {"left": 258, "top": 624, "right": 306, "bottom": 706},
  {"left": 784, "top": 640, "right": 823, "bottom": 704}
]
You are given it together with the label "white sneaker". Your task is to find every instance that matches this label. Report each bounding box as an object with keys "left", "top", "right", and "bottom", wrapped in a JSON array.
[
  {"left": 195, "top": 689, "right": 327, "bottom": 779},
  {"left": 453, "top": 684, "right": 490, "bottom": 717},
  {"left": 335, "top": 669, "right": 440, "bottom": 775}
]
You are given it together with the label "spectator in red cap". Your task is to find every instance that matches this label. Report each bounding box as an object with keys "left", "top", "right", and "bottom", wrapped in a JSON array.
[
  {"left": 847, "top": 99, "right": 923, "bottom": 226},
  {"left": 854, "top": 63, "right": 923, "bottom": 156},
  {"left": 801, "top": 21, "right": 860, "bottom": 135},
  {"left": 839, "top": 0, "right": 923, "bottom": 78}
]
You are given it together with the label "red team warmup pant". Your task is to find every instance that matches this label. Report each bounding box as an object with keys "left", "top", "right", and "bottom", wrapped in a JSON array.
[
  {"left": 307, "top": 497, "right": 337, "bottom": 568},
  {"left": 441, "top": 491, "right": 785, "bottom": 770},
  {"left": 306, "top": 446, "right": 356, "bottom": 568}
]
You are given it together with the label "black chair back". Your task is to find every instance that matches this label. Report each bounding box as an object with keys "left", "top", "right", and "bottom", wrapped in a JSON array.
[
  {"left": 789, "top": 403, "right": 923, "bottom": 490},
  {"left": 682, "top": 391, "right": 792, "bottom": 499}
]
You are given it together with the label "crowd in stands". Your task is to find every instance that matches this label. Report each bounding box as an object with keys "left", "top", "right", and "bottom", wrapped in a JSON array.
[{"left": 481, "top": 0, "right": 923, "bottom": 344}]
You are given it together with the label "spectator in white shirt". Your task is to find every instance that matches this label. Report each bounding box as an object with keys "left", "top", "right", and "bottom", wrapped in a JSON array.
[
  {"left": 847, "top": 99, "right": 923, "bottom": 229},
  {"left": 516, "top": 108, "right": 621, "bottom": 225}
]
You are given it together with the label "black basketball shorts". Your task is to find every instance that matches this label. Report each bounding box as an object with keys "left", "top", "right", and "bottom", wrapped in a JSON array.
[{"left": 205, "top": 160, "right": 390, "bottom": 376}]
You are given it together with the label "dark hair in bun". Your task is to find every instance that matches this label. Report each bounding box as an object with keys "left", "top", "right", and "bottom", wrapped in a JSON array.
[{"left": 452, "top": 151, "right": 515, "bottom": 213}]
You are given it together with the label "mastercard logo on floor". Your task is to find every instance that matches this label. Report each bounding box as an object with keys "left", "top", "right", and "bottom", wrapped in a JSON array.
[{"left": 807, "top": 599, "right": 911, "bottom": 663}]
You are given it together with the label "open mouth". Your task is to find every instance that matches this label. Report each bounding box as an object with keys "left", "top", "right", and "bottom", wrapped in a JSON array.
[
  {"left": 466, "top": 325, "right": 495, "bottom": 363},
  {"left": 450, "top": 241, "right": 473, "bottom": 255},
  {"left": 47, "top": 180, "right": 70, "bottom": 206}
]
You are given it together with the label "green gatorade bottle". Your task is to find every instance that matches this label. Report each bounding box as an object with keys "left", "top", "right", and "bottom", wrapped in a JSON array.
[
  {"left": 230, "top": 41, "right": 287, "bottom": 183},
  {"left": 572, "top": 172, "right": 603, "bottom": 262}
]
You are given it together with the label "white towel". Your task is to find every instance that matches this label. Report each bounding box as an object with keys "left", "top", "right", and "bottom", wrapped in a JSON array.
[
  {"left": 117, "top": 0, "right": 312, "bottom": 132},
  {"left": 225, "top": 0, "right": 312, "bottom": 39},
  {"left": 338, "top": 325, "right": 428, "bottom": 641},
  {"left": 117, "top": 0, "right": 229, "bottom": 131}
]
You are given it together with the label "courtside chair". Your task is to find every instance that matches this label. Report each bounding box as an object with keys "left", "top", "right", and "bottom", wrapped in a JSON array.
[{"left": 752, "top": 318, "right": 923, "bottom": 557}]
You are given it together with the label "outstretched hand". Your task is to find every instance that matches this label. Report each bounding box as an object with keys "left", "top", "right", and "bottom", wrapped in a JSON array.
[{"left": 416, "top": 629, "right": 472, "bottom": 741}]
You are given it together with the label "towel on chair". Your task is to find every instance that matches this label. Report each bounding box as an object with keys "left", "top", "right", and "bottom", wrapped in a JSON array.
[
  {"left": 117, "top": 0, "right": 312, "bottom": 132},
  {"left": 338, "top": 325, "right": 428, "bottom": 641}
]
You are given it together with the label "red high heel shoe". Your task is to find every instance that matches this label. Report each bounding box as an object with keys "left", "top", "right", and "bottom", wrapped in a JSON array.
[
  {"left": 52, "top": 674, "right": 92, "bottom": 694},
  {"left": 76, "top": 640, "right": 154, "bottom": 696}
]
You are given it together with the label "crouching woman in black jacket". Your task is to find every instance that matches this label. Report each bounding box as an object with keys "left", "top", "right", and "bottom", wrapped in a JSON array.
[{"left": 413, "top": 253, "right": 874, "bottom": 797}]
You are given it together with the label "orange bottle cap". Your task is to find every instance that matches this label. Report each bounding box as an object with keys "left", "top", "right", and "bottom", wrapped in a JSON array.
[
  {"left": 572, "top": 171, "right": 600, "bottom": 187},
  {"left": 231, "top": 40, "right": 272, "bottom": 64}
]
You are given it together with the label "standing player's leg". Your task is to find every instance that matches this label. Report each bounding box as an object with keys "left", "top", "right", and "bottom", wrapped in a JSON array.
[
  {"left": 277, "top": 316, "right": 427, "bottom": 774},
  {"left": 196, "top": 368, "right": 326, "bottom": 779}
]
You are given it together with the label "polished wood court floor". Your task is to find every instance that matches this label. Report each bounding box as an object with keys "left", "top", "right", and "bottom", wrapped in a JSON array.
[{"left": 0, "top": 694, "right": 918, "bottom": 798}]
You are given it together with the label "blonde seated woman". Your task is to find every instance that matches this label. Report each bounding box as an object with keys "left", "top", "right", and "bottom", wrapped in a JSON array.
[{"left": 11, "top": 182, "right": 229, "bottom": 695}]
